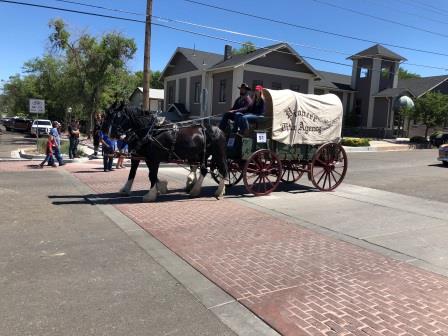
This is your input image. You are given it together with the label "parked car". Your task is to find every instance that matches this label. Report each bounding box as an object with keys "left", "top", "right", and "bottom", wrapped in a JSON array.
[
  {"left": 438, "top": 144, "right": 448, "bottom": 167},
  {"left": 430, "top": 132, "right": 448, "bottom": 148},
  {"left": 1, "top": 117, "right": 11, "bottom": 126},
  {"left": 30, "top": 119, "right": 52, "bottom": 137},
  {"left": 5, "top": 117, "right": 32, "bottom": 132}
]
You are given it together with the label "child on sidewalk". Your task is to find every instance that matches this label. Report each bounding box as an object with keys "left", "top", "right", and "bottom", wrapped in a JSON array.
[
  {"left": 39, "top": 134, "right": 57, "bottom": 168},
  {"left": 99, "top": 130, "right": 116, "bottom": 172},
  {"left": 116, "top": 136, "right": 128, "bottom": 169}
]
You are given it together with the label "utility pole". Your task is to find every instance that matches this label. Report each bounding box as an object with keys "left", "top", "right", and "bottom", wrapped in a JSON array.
[{"left": 142, "top": 0, "right": 153, "bottom": 111}]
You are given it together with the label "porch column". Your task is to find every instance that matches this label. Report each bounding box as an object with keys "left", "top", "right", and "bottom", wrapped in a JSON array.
[
  {"left": 185, "top": 76, "right": 191, "bottom": 112},
  {"left": 351, "top": 59, "right": 358, "bottom": 89},
  {"left": 175, "top": 78, "right": 180, "bottom": 103},
  {"left": 163, "top": 79, "right": 168, "bottom": 110},
  {"left": 342, "top": 92, "right": 348, "bottom": 117},
  {"left": 232, "top": 66, "right": 244, "bottom": 104},
  {"left": 307, "top": 79, "right": 314, "bottom": 94}
]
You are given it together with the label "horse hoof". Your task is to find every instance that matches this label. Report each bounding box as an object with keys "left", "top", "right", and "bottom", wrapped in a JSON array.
[{"left": 158, "top": 181, "right": 168, "bottom": 195}]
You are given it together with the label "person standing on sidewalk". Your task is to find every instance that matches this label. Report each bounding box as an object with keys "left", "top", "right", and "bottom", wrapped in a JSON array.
[
  {"left": 68, "top": 120, "right": 80, "bottom": 159},
  {"left": 93, "top": 113, "right": 102, "bottom": 157},
  {"left": 50, "top": 121, "right": 65, "bottom": 166},
  {"left": 39, "top": 134, "right": 57, "bottom": 168},
  {"left": 99, "top": 130, "right": 115, "bottom": 172}
]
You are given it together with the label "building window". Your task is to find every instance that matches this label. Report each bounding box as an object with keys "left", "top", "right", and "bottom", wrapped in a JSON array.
[
  {"left": 290, "top": 84, "right": 300, "bottom": 92},
  {"left": 360, "top": 67, "right": 369, "bottom": 78},
  {"left": 252, "top": 80, "right": 263, "bottom": 90},
  {"left": 314, "top": 88, "right": 325, "bottom": 95},
  {"left": 272, "top": 82, "right": 282, "bottom": 90},
  {"left": 168, "top": 86, "right": 175, "bottom": 104},
  {"left": 194, "top": 82, "right": 201, "bottom": 103},
  {"left": 219, "top": 80, "right": 226, "bottom": 103}
]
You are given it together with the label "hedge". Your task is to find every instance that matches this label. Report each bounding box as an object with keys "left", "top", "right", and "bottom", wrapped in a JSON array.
[
  {"left": 409, "top": 136, "right": 428, "bottom": 144},
  {"left": 341, "top": 137, "right": 370, "bottom": 147}
]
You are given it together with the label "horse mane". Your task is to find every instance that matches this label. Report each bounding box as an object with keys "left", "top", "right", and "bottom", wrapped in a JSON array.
[{"left": 123, "top": 105, "right": 156, "bottom": 131}]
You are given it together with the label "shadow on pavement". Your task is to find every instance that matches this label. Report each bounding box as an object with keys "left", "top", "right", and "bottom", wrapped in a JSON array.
[
  {"left": 428, "top": 163, "right": 447, "bottom": 168},
  {"left": 50, "top": 183, "right": 317, "bottom": 206}
]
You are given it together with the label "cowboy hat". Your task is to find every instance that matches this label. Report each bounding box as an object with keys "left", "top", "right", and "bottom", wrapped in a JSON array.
[{"left": 238, "top": 83, "right": 251, "bottom": 90}]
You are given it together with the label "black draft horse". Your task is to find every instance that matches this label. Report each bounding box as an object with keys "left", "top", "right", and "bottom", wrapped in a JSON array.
[{"left": 102, "top": 105, "right": 228, "bottom": 202}]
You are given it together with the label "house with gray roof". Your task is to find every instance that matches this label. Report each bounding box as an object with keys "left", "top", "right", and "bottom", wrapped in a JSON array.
[{"left": 161, "top": 42, "right": 448, "bottom": 137}]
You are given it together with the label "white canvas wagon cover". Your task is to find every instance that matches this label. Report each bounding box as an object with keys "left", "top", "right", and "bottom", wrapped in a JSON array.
[{"left": 263, "top": 89, "right": 343, "bottom": 145}]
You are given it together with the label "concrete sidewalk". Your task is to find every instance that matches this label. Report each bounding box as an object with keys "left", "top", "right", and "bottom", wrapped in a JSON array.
[{"left": 0, "top": 163, "right": 239, "bottom": 336}]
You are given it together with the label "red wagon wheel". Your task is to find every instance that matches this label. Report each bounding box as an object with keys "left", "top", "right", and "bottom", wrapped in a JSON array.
[
  {"left": 210, "top": 158, "right": 243, "bottom": 187},
  {"left": 310, "top": 143, "right": 347, "bottom": 191},
  {"left": 243, "top": 149, "right": 282, "bottom": 196},
  {"left": 281, "top": 161, "right": 305, "bottom": 183}
]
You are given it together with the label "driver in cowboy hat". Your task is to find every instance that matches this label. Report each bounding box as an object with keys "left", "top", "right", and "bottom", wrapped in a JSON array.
[{"left": 219, "top": 83, "right": 253, "bottom": 134}]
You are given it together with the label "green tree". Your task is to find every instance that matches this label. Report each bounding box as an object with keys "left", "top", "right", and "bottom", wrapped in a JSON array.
[
  {"left": 48, "top": 19, "right": 137, "bottom": 133},
  {"left": 398, "top": 68, "right": 421, "bottom": 80},
  {"left": 414, "top": 92, "right": 448, "bottom": 138},
  {"left": 2, "top": 74, "right": 39, "bottom": 117},
  {"left": 398, "top": 105, "right": 417, "bottom": 137},
  {"left": 133, "top": 70, "right": 164, "bottom": 89},
  {"left": 232, "top": 41, "right": 256, "bottom": 55}
]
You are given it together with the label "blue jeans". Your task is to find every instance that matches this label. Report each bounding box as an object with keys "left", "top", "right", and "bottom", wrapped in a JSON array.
[
  {"left": 219, "top": 112, "right": 244, "bottom": 132},
  {"left": 238, "top": 114, "right": 264, "bottom": 132},
  {"left": 53, "top": 147, "right": 64, "bottom": 165},
  {"left": 40, "top": 154, "right": 54, "bottom": 166},
  {"left": 103, "top": 148, "right": 114, "bottom": 171}
]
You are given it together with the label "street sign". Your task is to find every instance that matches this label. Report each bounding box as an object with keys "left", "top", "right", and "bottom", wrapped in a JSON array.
[{"left": 29, "top": 99, "right": 45, "bottom": 114}]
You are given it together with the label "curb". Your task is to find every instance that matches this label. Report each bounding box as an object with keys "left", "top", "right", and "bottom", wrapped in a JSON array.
[
  {"left": 343, "top": 146, "right": 434, "bottom": 153},
  {"left": 17, "top": 149, "right": 90, "bottom": 163}
]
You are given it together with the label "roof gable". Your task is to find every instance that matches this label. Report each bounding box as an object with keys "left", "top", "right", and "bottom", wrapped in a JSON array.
[
  {"left": 209, "top": 43, "right": 320, "bottom": 77},
  {"left": 349, "top": 44, "right": 406, "bottom": 61},
  {"left": 398, "top": 75, "right": 448, "bottom": 97},
  {"left": 161, "top": 47, "right": 223, "bottom": 79}
]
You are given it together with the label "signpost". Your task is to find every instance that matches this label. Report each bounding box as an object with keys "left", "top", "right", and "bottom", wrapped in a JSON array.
[{"left": 29, "top": 99, "right": 45, "bottom": 150}]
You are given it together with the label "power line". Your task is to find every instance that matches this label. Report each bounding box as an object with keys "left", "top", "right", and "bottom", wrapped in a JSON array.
[
  {"left": 182, "top": 0, "right": 448, "bottom": 58},
  {"left": 0, "top": 0, "right": 444, "bottom": 77},
  {"left": 401, "top": 0, "right": 448, "bottom": 17},
  {"left": 47, "top": 0, "right": 448, "bottom": 72},
  {"left": 363, "top": 0, "right": 448, "bottom": 26},
  {"left": 311, "top": 0, "right": 448, "bottom": 38}
]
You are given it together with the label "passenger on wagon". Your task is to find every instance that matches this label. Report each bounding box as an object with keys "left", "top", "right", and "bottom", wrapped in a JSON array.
[
  {"left": 238, "top": 85, "right": 265, "bottom": 134},
  {"left": 219, "top": 83, "right": 252, "bottom": 134}
]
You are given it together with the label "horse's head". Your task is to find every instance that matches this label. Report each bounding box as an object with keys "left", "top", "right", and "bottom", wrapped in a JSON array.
[{"left": 102, "top": 101, "right": 133, "bottom": 139}]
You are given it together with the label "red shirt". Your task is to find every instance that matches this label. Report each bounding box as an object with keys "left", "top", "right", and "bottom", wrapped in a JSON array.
[{"left": 46, "top": 139, "right": 55, "bottom": 155}]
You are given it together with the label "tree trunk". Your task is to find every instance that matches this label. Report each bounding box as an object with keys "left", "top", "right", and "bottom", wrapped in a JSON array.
[
  {"left": 406, "top": 118, "right": 411, "bottom": 138},
  {"left": 425, "top": 126, "right": 430, "bottom": 139}
]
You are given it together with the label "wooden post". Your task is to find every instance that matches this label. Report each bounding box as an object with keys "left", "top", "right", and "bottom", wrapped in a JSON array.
[{"left": 142, "top": 0, "right": 153, "bottom": 111}]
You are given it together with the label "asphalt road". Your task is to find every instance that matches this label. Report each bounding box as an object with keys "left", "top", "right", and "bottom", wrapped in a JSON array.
[
  {"left": 0, "top": 126, "right": 36, "bottom": 158},
  {"left": 1, "top": 128, "right": 446, "bottom": 202},
  {"left": 345, "top": 149, "right": 447, "bottom": 203}
]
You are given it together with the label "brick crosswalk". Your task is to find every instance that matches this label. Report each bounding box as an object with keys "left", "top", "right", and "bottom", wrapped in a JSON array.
[{"left": 6, "top": 161, "right": 448, "bottom": 335}]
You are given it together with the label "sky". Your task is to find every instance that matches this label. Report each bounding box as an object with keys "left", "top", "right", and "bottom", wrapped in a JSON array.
[{"left": 1, "top": 0, "right": 448, "bottom": 84}]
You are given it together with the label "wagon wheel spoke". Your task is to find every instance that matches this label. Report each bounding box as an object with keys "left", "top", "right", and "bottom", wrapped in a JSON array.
[
  {"left": 246, "top": 166, "right": 260, "bottom": 174},
  {"left": 327, "top": 172, "right": 333, "bottom": 189},
  {"left": 317, "top": 169, "right": 326, "bottom": 185},
  {"left": 314, "top": 168, "right": 326, "bottom": 179},
  {"left": 265, "top": 174, "right": 275, "bottom": 188},
  {"left": 332, "top": 169, "right": 343, "bottom": 177},
  {"left": 330, "top": 170, "right": 339, "bottom": 186},
  {"left": 322, "top": 172, "right": 328, "bottom": 189},
  {"left": 316, "top": 158, "right": 327, "bottom": 167}
]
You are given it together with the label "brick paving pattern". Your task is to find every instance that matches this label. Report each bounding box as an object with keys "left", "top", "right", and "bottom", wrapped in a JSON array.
[{"left": 10, "top": 160, "right": 448, "bottom": 335}]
